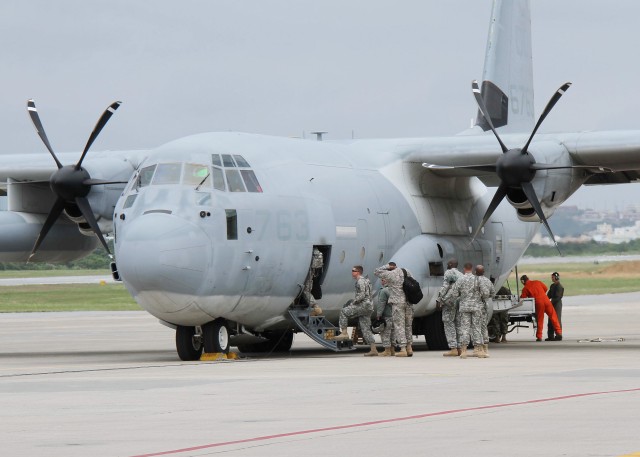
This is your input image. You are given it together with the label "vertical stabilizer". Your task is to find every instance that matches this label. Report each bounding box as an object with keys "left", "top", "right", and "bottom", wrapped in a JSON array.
[{"left": 475, "top": 0, "right": 534, "bottom": 134}]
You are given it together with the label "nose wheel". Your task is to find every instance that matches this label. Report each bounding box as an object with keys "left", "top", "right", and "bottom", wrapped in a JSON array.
[{"left": 203, "top": 318, "right": 230, "bottom": 354}]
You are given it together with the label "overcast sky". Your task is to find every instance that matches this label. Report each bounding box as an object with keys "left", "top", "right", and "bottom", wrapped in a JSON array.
[{"left": 1, "top": 0, "right": 639, "bottom": 210}]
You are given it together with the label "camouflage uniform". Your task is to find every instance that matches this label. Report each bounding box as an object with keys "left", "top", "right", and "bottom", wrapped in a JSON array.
[
  {"left": 303, "top": 248, "right": 323, "bottom": 307},
  {"left": 339, "top": 276, "right": 375, "bottom": 344},
  {"left": 452, "top": 272, "right": 495, "bottom": 347},
  {"left": 437, "top": 267, "right": 464, "bottom": 349},
  {"left": 374, "top": 265, "right": 412, "bottom": 346},
  {"left": 375, "top": 286, "right": 393, "bottom": 348},
  {"left": 488, "top": 286, "right": 510, "bottom": 340}
]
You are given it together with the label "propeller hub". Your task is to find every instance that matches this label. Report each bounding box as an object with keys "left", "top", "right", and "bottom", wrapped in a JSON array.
[
  {"left": 50, "top": 166, "right": 91, "bottom": 201},
  {"left": 496, "top": 148, "right": 536, "bottom": 187}
]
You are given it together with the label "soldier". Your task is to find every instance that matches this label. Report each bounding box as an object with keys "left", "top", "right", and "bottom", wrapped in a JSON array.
[
  {"left": 488, "top": 285, "right": 511, "bottom": 343},
  {"left": 303, "top": 247, "right": 324, "bottom": 316},
  {"left": 437, "top": 258, "right": 463, "bottom": 357},
  {"left": 334, "top": 265, "right": 378, "bottom": 356},
  {"left": 451, "top": 263, "right": 495, "bottom": 358},
  {"left": 520, "top": 275, "right": 563, "bottom": 342},
  {"left": 374, "top": 278, "right": 394, "bottom": 356},
  {"left": 475, "top": 265, "right": 495, "bottom": 357},
  {"left": 374, "top": 262, "right": 413, "bottom": 357},
  {"left": 546, "top": 272, "right": 564, "bottom": 341}
]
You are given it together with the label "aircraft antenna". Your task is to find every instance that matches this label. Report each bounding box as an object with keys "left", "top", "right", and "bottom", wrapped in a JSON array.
[{"left": 310, "top": 131, "right": 327, "bottom": 141}]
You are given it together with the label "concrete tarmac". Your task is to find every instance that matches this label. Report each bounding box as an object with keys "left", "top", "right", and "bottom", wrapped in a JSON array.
[{"left": 1, "top": 293, "right": 639, "bottom": 457}]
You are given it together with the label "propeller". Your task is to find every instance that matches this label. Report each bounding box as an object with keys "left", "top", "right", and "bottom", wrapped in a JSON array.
[
  {"left": 425, "top": 81, "right": 577, "bottom": 252},
  {"left": 26, "top": 99, "right": 123, "bottom": 260}
]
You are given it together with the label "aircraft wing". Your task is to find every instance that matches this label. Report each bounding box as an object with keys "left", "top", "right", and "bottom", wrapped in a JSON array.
[
  {"left": 404, "top": 130, "right": 640, "bottom": 186},
  {"left": 0, "top": 153, "right": 59, "bottom": 186}
]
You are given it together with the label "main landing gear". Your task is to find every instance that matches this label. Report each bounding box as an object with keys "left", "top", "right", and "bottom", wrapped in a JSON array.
[{"left": 175, "top": 318, "right": 230, "bottom": 361}]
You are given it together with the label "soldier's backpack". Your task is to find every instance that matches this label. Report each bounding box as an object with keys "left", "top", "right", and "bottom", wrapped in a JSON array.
[{"left": 401, "top": 268, "right": 423, "bottom": 305}]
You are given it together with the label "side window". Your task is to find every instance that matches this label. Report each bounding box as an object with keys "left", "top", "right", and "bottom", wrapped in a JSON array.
[
  {"left": 226, "top": 169, "right": 246, "bottom": 192},
  {"left": 138, "top": 165, "right": 156, "bottom": 187},
  {"left": 225, "top": 209, "right": 238, "bottom": 240},
  {"left": 152, "top": 163, "right": 182, "bottom": 185},
  {"left": 183, "top": 163, "right": 210, "bottom": 186},
  {"left": 123, "top": 194, "right": 137, "bottom": 209},
  {"left": 211, "top": 154, "right": 222, "bottom": 167},
  {"left": 241, "top": 170, "right": 262, "bottom": 193}
]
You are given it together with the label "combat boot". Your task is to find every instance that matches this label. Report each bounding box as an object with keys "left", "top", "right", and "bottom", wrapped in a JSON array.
[
  {"left": 333, "top": 328, "right": 351, "bottom": 341},
  {"left": 380, "top": 347, "right": 392, "bottom": 357},
  {"left": 480, "top": 344, "right": 489, "bottom": 358},
  {"left": 390, "top": 346, "right": 396, "bottom": 356},
  {"left": 395, "top": 346, "right": 408, "bottom": 357},
  {"left": 310, "top": 305, "right": 323, "bottom": 316},
  {"left": 406, "top": 344, "right": 413, "bottom": 357},
  {"left": 364, "top": 344, "right": 379, "bottom": 356},
  {"left": 472, "top": 345, "right": 484, "bottom": 358},
  {"left": 443, "top": 348, "right": 459, "bottom": 357},
  {"left": 459, "top": 347, "right": 468, "bottom": 358},
  {"left": 500, "top": 334, "right": 508, "bottom": 343}
]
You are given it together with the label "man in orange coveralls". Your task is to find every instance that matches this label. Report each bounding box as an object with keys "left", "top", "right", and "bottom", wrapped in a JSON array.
[{"left": 520, "top": 275, "right": 563, "bottom": 341}]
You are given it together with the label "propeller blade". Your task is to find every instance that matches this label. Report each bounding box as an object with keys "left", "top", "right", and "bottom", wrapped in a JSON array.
[
  {"left": 422, "top": 163, "right": 497, "bottom": 172},
  {"left": 75, "top": 101, "right": 122, "bottom": 170},
  {"left": 83, "top": 178, "right": 129, "bottom": 186},
  {"left": 75, "top": 196, "right": 112, "bottom": 255},
  {"left": 471, "top": 183, "right": 508, "bottom": 241},
  {"left": 530, "top": 163, "right": 614, "bottom": 173},
  {"left": 29, "top": 197, "right": 66, "bottom": 261},
  {"left": 521, "top": 82, "right": 571, "bottom": 154},
  {"left": 27, "top": 99, "right": 63, "bottom": 169},
  {"left": 521, "top": 181, "right": 561, "bottom": 254},
  {"left": 472, "top": 80, "right": 508, "bottom": 153}
]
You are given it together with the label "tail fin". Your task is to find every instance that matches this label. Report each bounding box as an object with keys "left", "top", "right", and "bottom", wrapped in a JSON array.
[{"left": 475, "top": 0, "right": 534, "bottom": 134}]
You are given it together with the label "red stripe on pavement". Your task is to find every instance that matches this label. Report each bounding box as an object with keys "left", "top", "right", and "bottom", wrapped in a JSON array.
[{"left": 130, "top": 387, "right": 640, "bottom": 457}]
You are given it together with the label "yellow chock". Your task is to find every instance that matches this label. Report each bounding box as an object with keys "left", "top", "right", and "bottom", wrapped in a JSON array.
[
  {"left": 99, "top": 280, "right": 107, "bottom": 286},
  {"left": 200, "top": 352, "right": 240, "bottom": 361},
  {"left": 200, "top": 352, "right": 225, "bottom": 361}
]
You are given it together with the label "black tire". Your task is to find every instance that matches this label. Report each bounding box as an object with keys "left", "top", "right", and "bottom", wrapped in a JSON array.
[
  {"left": 237, "top": 330, "right": 294, "bottom": 354},
  {"left": 176, "top": 325, "right": 203, "bottom": 361},
  {"left": 203, "top": 319, "right": 230, "bottom": 354},
  {"left": 423, "top": 310, "right": 449, "bottom": 350}
]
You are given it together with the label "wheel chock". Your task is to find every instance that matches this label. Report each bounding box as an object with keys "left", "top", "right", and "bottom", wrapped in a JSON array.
[{"left": 200, "top": 352, "right": 240, "bottom": 361}]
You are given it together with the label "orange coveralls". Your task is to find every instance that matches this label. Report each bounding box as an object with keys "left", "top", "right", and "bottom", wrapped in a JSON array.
[{"left": 520, "top": 280, "right": 562, "bottom": 340}]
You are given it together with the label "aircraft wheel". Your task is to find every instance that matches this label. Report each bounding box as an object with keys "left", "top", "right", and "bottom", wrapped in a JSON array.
[
  {"left": 423, "top": 310, "right": 448, "bottom": 350},
  {"left": 175, "top": 325, "right": 203, "bottom": 361},
  {"left": 203, "top": 319, "right": 230, "bottom": 354}
]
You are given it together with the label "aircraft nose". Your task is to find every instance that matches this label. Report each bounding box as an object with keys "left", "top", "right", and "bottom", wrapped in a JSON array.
[{"left": 116, "top": 213, "right": 211, "bottom": 312}]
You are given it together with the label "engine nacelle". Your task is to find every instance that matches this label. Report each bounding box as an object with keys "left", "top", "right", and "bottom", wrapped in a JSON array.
[
  {"left": 505, "top": 142, "right": 584, "bottom": 223},
  {"left": 0, "top": 211, "right": 98, "bottom": 262}
]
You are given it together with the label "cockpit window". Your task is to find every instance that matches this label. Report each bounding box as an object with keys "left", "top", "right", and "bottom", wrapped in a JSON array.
[
  {"left": 222, "top": 154, "right": 236, "bottom": 168},
  {"left": 234, "top": 155, "right": 251, "bottom": 167},
  {"left": 153, "top": 163, "right": 182, "bottom": 185},
  {"left": 211, "top": 154, "right": 222, "bottom": 167},
  {"left": 138, "top": 165, "right": 156, "bottom": 187},
  {"left": 212, "top": 166, "right": 226, "bottom": 191},
  {"left": 183, "top": 163, "right": 210, "bottom": 186},
  {"left": 241, "top": 170, "right": 262, "bottom": 192},
  {"left": 226, "top": 169, "right": 246, "bottom": 192}
]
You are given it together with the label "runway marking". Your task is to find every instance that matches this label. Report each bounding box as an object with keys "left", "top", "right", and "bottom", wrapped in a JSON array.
[{"left": 130, "top": 387, "right": 640, "bottom": 457}]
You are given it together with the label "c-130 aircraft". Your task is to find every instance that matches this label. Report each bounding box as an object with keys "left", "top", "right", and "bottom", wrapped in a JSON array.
[{"left": 1, "top": 0, "right": 639, "bottom": 360}]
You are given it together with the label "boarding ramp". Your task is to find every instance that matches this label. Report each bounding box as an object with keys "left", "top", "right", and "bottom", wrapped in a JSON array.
[{"left": 288, "top": 308, "right": 355, "bottom": 352}]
